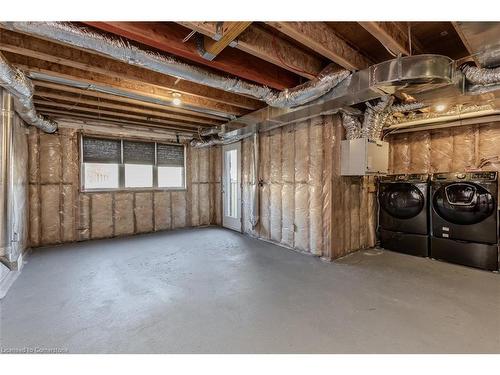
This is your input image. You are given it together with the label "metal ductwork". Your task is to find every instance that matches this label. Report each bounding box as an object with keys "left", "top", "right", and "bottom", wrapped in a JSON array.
[
  {"left": 0, "top": 22, "right": 350, "bottom": 109},
  {"left": 0, "top": 52, "right": 57, "bottom": 133},
  {"left": 221, "top": 54, "right": 455, "bottom": 142}
]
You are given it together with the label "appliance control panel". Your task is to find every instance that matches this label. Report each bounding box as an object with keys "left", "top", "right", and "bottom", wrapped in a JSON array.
[
  {"left": 379, "top": 173, "right": 429, "bottom": 183},
  {"left": 431, "top": 171, "right": 497, "bottom": 182}
]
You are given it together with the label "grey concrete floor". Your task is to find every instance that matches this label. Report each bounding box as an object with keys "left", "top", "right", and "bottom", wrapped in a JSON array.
[{"left": 1, "top": 227, "right": 499, "bottom": 353}]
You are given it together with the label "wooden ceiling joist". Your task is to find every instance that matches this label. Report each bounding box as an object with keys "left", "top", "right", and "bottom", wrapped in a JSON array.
[
  {"left": 179, "top": 22, "right": 324, "bottom": 79},
  {"left": 266, "top": 22, "right": 372, "bottom": 71},
  {"left": 200, "top": 22, "right": 252, "bottom": 61},
  {"left": 358, "top": 22, "right": 424, "bottom": 56},
  {"left": 32, "top": 81, "right": 227, "bottom": 121},
  {"left": 83, "top": 22, "right": 300, "bottom": 89},
  {"left": 0, "top": 29, "right": 262, "bottom": 111},
  {"left": 36, "top": 103, "right": 206, "bottom": 131},
  {"left": 34, "top": 90, "right": 222, "bottom": 126},
  {"left": 3, "top": 52, "right": 247, "bottom": 118},
  {"left": 451, "top": 22, "right": 481, "bottom": 66},
  {"left": 39, "top": 108, "right": 197, "bottom": 135},
  {"left": 358, "top": 22, "right": 411, "bottom": 56}
]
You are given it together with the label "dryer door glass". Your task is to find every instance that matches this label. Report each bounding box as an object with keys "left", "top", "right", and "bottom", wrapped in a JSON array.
[
  {"left": 433, "top": 182, "right": 495, "bottom": 225},
  {"left": 379, "top": 183, "right": 425, "bottom": 219}
]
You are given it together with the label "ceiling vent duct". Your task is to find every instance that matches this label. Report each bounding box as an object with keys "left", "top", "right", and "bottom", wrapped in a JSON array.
[
  {"left": 0, "top": 52, "right": 57, "bottom": 133},
  {"left": 222, "top": 54, "right": 455, "bottom": 142}
]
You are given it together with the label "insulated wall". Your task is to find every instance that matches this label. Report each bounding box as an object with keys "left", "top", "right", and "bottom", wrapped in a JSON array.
[
  {"left": 388, "top": 122, "right": 500, "bottom": 174},
  {"left": 241, "top": 114, "right": 377, "bottom": 260},
  {"left": 28, "top": 126, "right": 221, "bottom": 248}
]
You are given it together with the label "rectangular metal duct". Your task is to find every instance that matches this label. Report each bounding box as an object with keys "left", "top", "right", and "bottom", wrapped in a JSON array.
[{"left": 223, "top": 55, "right": 455, "bottom": 141}]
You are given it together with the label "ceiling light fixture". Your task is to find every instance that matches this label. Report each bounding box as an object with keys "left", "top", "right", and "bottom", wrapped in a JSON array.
[
  {"left": 435, "top": 104, "right": 446, "bottom": 112},
  {"left": 172, "top": 92, "right": 182, "bottom": 106}
]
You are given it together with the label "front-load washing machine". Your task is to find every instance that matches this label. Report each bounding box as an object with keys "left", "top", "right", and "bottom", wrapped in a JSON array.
[{"left": 378, "top": 173, "right": 429, "bottom": 257}]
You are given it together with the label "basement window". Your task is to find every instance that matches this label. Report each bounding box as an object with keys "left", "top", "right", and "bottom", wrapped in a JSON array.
[{"left": 81, "top": 136, "right": 185, "bottom": 191}]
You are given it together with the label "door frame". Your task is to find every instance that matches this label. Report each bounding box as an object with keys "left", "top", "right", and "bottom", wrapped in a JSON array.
[{"left": 222, "top": 142, "right": 242, "bottom": 232}]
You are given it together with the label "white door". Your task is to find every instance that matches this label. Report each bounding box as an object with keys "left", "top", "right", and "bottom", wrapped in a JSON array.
[{"left": 222, "top": 142, "right": 242, "bottom": 231}]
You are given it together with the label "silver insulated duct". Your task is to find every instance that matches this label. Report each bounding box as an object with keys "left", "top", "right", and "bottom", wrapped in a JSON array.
[
  {"left": 0, "top": 52, "right": 57, "bottom": 133},
  {"left": 0, "top": 22, "right": 350, "bottom": 109},
  {"left": 361, "top": 95, "right": 394, "bottom": 140},
  {"left": 462, "top": 65, "right": 500, "bottom": 85},
  {"left": 340, "top": 112, "right": 362, "bottom": 140}
]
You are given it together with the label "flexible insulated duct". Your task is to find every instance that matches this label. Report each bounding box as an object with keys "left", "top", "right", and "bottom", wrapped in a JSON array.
[
  {"left": 462, "top": 65, "right": 500, "bottom": 86},
  {"left": 0, "top": 52, "right": 57, "bottom": 133},
  {"left": 0, "top": 22, "right": 350, "bottom": 109},
  {"left": 361, "top": 95, "right": 394, "bottom": 140},
  {"left": 340, "top": 112, "right": 362, "bottom": 140}
]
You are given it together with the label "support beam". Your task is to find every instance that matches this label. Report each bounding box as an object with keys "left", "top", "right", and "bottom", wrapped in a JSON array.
[
  {"left": 83, "top": 22, "right": 300, "bottom": 89},
  {"left": 200, "top": 22, "right": 252, "bottom": 60},
  {"left": 34, "top": 90, "right": 222, "bottom": 126},
  {"left": 266, "top": 22, "right": 372, "bottom": 70},
  {"left": 179, "top": 22, "right": 324, "bottom": 79},
  {"left": 3, "top": 51, "right": 246, "bottom": 118}
]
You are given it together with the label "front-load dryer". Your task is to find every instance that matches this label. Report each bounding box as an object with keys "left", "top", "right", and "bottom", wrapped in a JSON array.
[{"left": 430, "top": 171, "right": 498, "bottom": 271}]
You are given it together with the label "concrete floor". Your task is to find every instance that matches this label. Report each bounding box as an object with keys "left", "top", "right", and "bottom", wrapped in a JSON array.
[{"left": 1, "top": 227, "right": 499, "bottom": 353}]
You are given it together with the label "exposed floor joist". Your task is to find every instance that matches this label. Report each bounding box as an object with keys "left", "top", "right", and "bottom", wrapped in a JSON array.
[
  {"left": 34, "top": 90, "right": 222, "bottom": 126},
  {"left": 32, "top": 81, "right": 228, "bottom": 122},
  {"left": 179, "top": 22, "right": 325, "bottom": 79},
  {"left": 266, "top": 22, "right": 372, "bottom": 70},
  {"left": 359, "top": 22, "right": 424, "bottom": 56},
  {"left": 38, "top": 106, "right": 202, "bottom": 133},
  {"left": 83, "top": 22, "right": 301, "bottom": 89},
  {"left": 33, "top": 98, "right": 213, "bottom": 129},
  {"left": 36, "top": 102, "right": 206, "bottom": 131},
  {"left": 0, "top": 28, "right": 263, "bottom": 111},
  {"left": 451, "top": 22, "right": 481, "bottom": 66}
]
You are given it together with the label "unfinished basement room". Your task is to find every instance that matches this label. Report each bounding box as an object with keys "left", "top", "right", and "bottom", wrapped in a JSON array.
[{"left": 1, "top": 2, "right": 500, "bottom": 367}]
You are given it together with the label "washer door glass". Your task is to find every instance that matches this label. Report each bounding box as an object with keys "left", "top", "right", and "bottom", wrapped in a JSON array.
[
  {"left": 433, "top": 182, "right": 495, "bottom": 225},
  {"left": 379, "top": 183, "right": 424, "bottom": 219}
]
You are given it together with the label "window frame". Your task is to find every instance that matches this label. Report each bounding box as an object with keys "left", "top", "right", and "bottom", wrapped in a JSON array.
[{"left": 80, "top": 135, "right": 186, "bottom": 192}]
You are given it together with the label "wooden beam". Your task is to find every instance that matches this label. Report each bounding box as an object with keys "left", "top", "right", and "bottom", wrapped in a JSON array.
[
  {"left": 33, "top": 92, "right": 219, "bottom": 126},
  {"left": 179, "top": 22, "right": 324, "bottom": 79},
  {"left": 33, "top": 81, "right": 226, "bottom": 121},
  {"left": 83, "top": 22, "right": 300, "bottom": 89},
  {"left": 0, "top": 29, "right": 262, "bottom": 111},
  {"left": 36, "top": 103, "right": 205, "bottom": 131},
  {"left": 39, "top": 108, "right": 196, "bottom": 134},
  {"left": 3, "top": 51, "right": 246, "bottom": 117},
  {"left": 201, "top": 22, "right": 252, "bottom": 60},
  {"left": 358, "top": 22, "right": 412, "bottom": 56},
  {"left": 266, "top": 22, "right": 372, "bottom": 70},
  {"left": 452, "top": 22, "right": 480, "bottom": 66}
]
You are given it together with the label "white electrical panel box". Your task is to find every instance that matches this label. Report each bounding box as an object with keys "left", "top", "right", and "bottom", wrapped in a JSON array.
[{"left": 340, "top": 138, "right": 389, "bottom": 176}]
